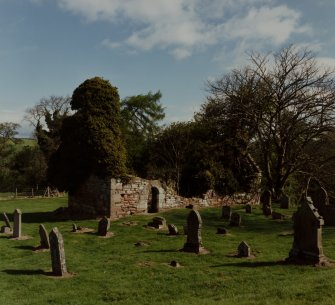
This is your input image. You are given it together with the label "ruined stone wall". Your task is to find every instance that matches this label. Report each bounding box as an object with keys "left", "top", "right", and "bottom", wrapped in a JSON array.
[{"left": 68, "top": 175, "right": 260, "bottom": 219}]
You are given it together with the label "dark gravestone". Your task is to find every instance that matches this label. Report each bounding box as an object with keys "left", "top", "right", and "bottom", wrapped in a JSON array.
[
  {"left": 221, "top": 206, "right": 232, "bottom": 220},
  {"left": 182, "top": 210, "right": 206, "bottom": 254},
  {"left": 279, "top": 193, "right": 290, "bottom": 209},
  {"left": 287, "top": 197, "right": 328, "bottom": 265},
  {"left": 39, "top": 224, "right": 50, "bottom": 249},
  {"left": 13, "top": 209, "right": 22, "bottom": 238},
  {"left": 272, "top": 211, "right": 285, "bottom": 220},
  {"left": 229, "top": 213, "right": 241, "bottom": 227},
  {"left": 238, "top": 241, "right": 251, "bottom": 257},
  {"left": 261, "top": 190, "right": 272, "bottom": 215},
  {"left": 168, "top": 224, "right": 178, "bottom": 235},
  {"left": 148, "top": 216, "right": 166, "bottom": 229},
  {"left": 245, "top": 204, "right": 252, "bottom": 214},
  {"left": 49, "top": 227, "right": 67, "bottom": 276},
  {"left": 263, "top": 205, "right": 272, "bottom": 216},
  {"left": 217, "top": 227, "right": 227, "bottom": 235},
  {"left": 98, "top": 216, "right": 110, "bottom": 236}
]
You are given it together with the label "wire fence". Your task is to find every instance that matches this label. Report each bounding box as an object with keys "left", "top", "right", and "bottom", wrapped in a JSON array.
[{"left": 0, "top": 186, "right": 66, "bottom": 200}]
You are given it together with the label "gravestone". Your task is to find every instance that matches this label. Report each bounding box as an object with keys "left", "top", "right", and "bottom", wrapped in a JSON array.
[
  {"left": 168, "top": 224, "right": 178, "bottom": 235},
  {"left": 13, "top": 209, "right": 22, "bottom": 238},
  {"left": 182, "top": 210, "right": 206, "bottom": 254},
  {"left": 263, "top": 205, "right": 272, "bottom": 216},
  {"left": 49, "top": 227, "right": 67, "bottom": 276},
  {"left": 217, "top": 227, "right": 227, "bottom": 235},
  {"left": 229, "top": 213, "right": 241, "bottom": 227},
  {"left": 39, "top": 224, "right": 50, "bottom": 249},
  {"left": 2, "top": 212, "right": 11, "bottom": 228},
  {"left": 71, "top": 224, "right": 78, "bottom": 232},
  {"left": 221, "top": 206, "right": 232, "bottom": 220},
  {"left": 307, "top": 179, "right": 328, "bottom": 212},
  {"left": 272, "top": 211, "right": 285, "bottom": 220},
  {"left": 1, "top": 212, "right": 11, "bottom": 233},
  {"left": 238, "top": 241, "right": 251, "bottom": 257},
  {"left": 245, "top": 204, "right": 252, "bottom": 214},
  {"left": 287, "top": 197, "right": 328, "bottom": 265},
  {"left": 148, "top": 216, "right": 166, "bottom": 229},
  {"left": 261, "top": 190, "right": 272, "bottom": 216},
  {"left": 279, "top": 193, "right": 290, "bottom": 209},
  {"left": 98, "top": 216, "right": 110, "bottom": 236}
]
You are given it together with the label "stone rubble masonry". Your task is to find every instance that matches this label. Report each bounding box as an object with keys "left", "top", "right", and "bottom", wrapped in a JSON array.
[{"left": 68, "top": 175, "right": 260, "bottom": 219}]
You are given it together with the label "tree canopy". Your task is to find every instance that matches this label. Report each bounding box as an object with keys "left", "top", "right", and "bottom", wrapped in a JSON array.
[{"left": 48, "top": 77, "right": 127, "bottom": 193}]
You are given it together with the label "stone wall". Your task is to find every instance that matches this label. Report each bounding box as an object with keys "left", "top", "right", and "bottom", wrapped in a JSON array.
[{"left": 68, "top": 175, "right": 260, "bottom": 219}]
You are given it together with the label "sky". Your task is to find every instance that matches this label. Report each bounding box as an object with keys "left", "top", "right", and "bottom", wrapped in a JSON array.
[{"left": 1, "top": 0, "right": 335, "bottom": 137}]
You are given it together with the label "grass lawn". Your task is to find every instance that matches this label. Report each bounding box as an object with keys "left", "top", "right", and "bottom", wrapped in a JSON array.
[{"left": 0, "top": 198, "right": 334, "bottom": 305}]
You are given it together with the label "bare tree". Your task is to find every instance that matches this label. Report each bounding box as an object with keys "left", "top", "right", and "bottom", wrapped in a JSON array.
[{"left": 205, "top": 45, "right": 335, "bottom": 199}]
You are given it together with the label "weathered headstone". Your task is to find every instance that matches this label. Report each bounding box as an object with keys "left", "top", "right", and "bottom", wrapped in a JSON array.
[
  {"left": 229, "top": 212, "right": 241, "bottom": 227},
  {"left": 221, "top": 206, "right": 232, "bottom": 220},
  {"left": 39, "top": 224, "right": 50, "bottom": 249},
  {"left": 13, "top": 209, "right": 22, "bottom": 238},
  {"left": 147, "top": 216, "right": 166, "bottom": 229},
  {"left": 287, "top": 197, "right": 328, "bottom": 265},
  {"left": 2, "top": 212, "right": 11, "bottom": 228},
  {"left": 168, "top": 224, "right": 178, "bottom": 235},
  {"left": 98, "top": 216, "right": 110, "bottom": 236},
  {"left": 238, "top": 241, "right": 251, "bottom": 257},
  {"left": 182, "top": 210, "right": 206, "bottom": 254},
  {"left": 279, "top": 193, "right": 290, "bottom": 209},
  {"left": 263, "top": 205, "right": 272, "bottom": 216},
  {"left": 49, "top": 227, "right": 67, "bottom": 276},
  {"left": 71, "top": 223, "right": 78, "bottom": 232},
  {"left": 261, "top": 190, "right": 272, "bottom": 216},
  {"left": 245, "top": 204, "right": 252, "bottom": 214}
]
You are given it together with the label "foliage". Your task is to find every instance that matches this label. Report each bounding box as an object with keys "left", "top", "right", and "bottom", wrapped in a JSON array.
[
  {"left": 121, "top": 91, "right": 165, "bottom": 175},
  {"left": 48, "top": 77, "right": 127, "bottom": 193},
  {"left": 205, "top": 45, "right": 335, "bottom": 199},
  {"left": 1, "top": 198, "right": 335, "bottom": 305}
]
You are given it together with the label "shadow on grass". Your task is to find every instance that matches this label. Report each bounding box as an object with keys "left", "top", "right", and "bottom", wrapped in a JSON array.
[
  {"left": 22, "top": 212, "right": 62, "bottom": 224},
  {"left": 143, "top": 249, "right": 178, "bottom": 253},
  {"left": 3, "top": 269, "right": 50, "bottom": 276},
  {"left": 14, "top": 245, "right": 36, "bottom": 251},
  {"left": 211, "top": 260, "right": 286, "bottom": 268}
]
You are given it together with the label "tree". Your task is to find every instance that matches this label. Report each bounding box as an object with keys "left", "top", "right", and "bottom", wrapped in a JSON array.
[
  {"left": 48, "top": 77, "right": 127, "bottom": 193},
  {"left": 205, "top": 45, "right": 335, "bottom": 199},
  {"left": 120, "top": 91, "right": 165, "bottom": 175}
]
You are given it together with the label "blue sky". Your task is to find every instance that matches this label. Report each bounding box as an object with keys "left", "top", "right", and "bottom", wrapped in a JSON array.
[{"left": 1, "top": 0, "right": 335, "bottom": 137}]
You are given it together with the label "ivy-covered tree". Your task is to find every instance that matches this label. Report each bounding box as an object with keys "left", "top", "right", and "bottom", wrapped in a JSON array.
[{"left": 48, "top": 77, "right": 127, "bottom": 193}]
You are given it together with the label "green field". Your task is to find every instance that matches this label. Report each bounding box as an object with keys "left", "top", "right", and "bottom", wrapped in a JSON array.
[{"left": 0, "top": 198, "right": 334, "bottom": 305}]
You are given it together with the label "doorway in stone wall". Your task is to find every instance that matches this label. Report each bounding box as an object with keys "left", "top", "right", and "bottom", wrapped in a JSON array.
[{"left": 148, "top": 187, "right": 159, "bottom": 213}]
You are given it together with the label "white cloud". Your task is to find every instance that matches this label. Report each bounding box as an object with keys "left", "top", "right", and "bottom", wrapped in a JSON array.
[{"left": 55, "top": 0, "right": 310, "bottom": 59}]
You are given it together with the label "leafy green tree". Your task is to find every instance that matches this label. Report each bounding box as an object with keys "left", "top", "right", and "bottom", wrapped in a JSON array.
[
  {"left": 48, "top": 77, "right": 127, "bottom": 193},
  {"left": 120, "top": 91, "right": 165, "bottom": 175},
  {"left": 205, "top": 45, "right": 335, "bottom": 199}
]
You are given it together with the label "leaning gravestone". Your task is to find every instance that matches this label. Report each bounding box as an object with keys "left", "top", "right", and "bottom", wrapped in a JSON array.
[
  {"left": 98, "top": 216, "right": 110, "bottom": 236},
  {"left": 1, "top": 212, "right": 11, "bottom": 233},
  {"left": 238, "top": 241, "right": 251, "bottom": 257},
  {"left": 39, "top": 224, "right": 50, "bottom": 249},
  {"left": 49, "top": 227, "right": 67, "bottom": 276},
  {"left": 229, "top": 213, "right": 241, "bottom": 227},
  {"left": 148, "top": 216, "right": 166, "bottom": 229},
  {"left": 182, "top": 210, "right": 207, "bottom": 254},
  {"left": 13, "top": 209, "right": 22, "bottom": 238},
  {"left": 287, "top": 197, "right": 328, "bottom": 265},
  {"left": 221, "top": 206, "right": 232, "bottom": 220},
  {"left": 279, "top": 193, "right": 290, "bottom": 209},
  {"left": 168, "top": 224, "right": 178, "bottom": 235}
]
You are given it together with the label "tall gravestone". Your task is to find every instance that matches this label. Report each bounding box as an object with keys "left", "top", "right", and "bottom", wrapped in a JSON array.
[
  {"left": 39, "top": 224, "right": 50, "bottom": 249},
  {"left": 98, "top": 216, "right": 110, "bottom": 236},
  {"left": 182, "top": 210, "right": 206, "bottom": 254},
  {"left": 49, "top": 227, "right": 67, "bottom": 276},
  {"left": 279, "top": 193, "right": 290, "bottom": 209},
  {"left": 287, "top": 197, "right": 328, "bottom": 265},
  {"left": 221, "top": 206, "right": 232, "bottom": 220},
  {"left": 245, "top": 204, "right": 252, "bottom": 214},
  {"left": 261, "top": 190, "right": 272, "bottom": 216},
  {"left": 13, "top": 209, "right": 22, "bottom": 238},
  {"left": 229, "top": 213, "right": 241, "bottom": 227}
]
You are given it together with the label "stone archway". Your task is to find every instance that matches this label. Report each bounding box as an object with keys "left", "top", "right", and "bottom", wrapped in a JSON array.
[{"left": 148, "top": 187, "right": 159, "bottom": 213}]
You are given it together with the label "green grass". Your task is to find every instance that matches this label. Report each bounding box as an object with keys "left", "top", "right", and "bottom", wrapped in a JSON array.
[{"left": 0, "top": 198, "right": 334, "bottom": 305}]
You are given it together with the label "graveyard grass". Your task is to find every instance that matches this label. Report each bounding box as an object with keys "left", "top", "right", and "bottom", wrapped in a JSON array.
[{"left": 0, "top": 198, "right": 335, "bottom": 305}]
